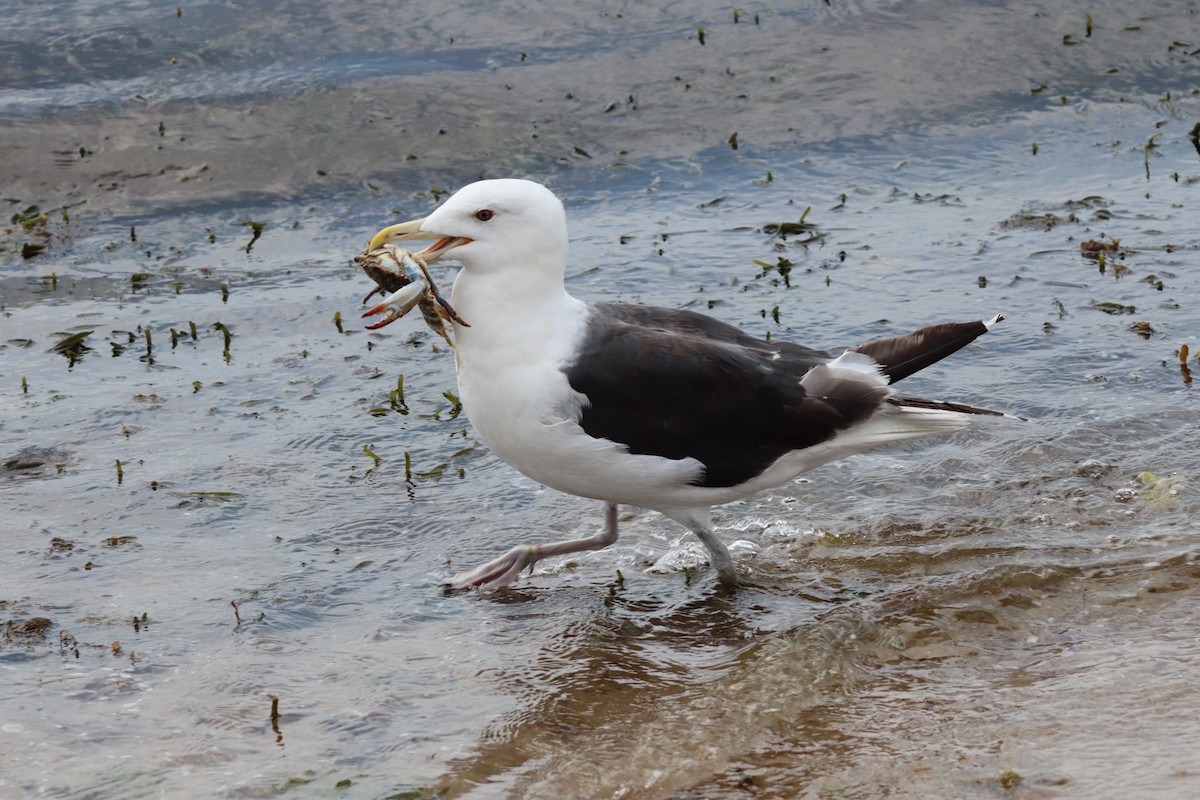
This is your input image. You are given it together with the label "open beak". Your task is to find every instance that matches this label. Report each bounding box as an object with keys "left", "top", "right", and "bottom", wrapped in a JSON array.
[{"left": 368, "top": 218, "right": 472, "bottom": 263}]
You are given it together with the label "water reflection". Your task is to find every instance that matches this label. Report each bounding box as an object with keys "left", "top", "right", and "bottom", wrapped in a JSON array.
[{"left": 432, "top": 585, "right": 782, "bottom": 797}]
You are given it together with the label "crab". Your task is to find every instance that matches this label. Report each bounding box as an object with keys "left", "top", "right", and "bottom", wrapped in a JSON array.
[{"left": 354, "top": 244, "right": 468, "bottom": 347}]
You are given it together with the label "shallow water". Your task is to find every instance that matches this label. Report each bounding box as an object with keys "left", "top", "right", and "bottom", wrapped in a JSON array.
[{"left": 3, "top": 0, "right": 1200, "bottom": 798}]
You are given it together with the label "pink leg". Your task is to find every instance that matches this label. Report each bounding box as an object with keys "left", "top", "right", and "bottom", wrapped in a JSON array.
[{"left": 447, "top": 502, "right": 619, "bottom": 590}]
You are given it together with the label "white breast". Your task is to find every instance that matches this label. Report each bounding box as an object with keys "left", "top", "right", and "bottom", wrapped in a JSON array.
[{"left": 450, "top": 288, "right": 705, "bottom": 508}]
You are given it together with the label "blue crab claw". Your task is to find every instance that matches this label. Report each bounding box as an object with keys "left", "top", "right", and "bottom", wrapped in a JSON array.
[{"left": 362, "top": 280, "right": 429, "bottom": 330}]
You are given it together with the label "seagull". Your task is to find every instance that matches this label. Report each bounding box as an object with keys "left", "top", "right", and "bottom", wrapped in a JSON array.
[{"left": 365, "top": 179, "right": 1014, "bottom": 590}]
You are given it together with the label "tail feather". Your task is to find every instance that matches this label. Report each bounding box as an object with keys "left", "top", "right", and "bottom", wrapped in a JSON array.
[{"left": 889, "top": 395, "right": 1026, "bottom": 420}]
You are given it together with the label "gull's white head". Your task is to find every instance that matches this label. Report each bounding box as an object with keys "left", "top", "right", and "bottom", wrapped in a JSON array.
[{"left": 369, "top": 179, "right": 568, "bottom": 278}]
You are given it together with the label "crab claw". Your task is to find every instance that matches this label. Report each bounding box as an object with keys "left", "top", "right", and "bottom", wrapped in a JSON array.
[
  {"left": 433, "top": 294, "right": 470, "bottom": 327},
  {"left": 362, "top": 280, "right": 428, "bottom": 330}
]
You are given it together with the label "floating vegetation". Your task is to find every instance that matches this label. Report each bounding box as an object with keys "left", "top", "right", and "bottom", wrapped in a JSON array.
[
  {"left": 3, "top": 617, "right": 53, "bottom": 646},
  {"left": 1144, "top": 132, "right": 1162, "bottom": 180},
  {"left": 1129, "top": 320, "right": 1154, "bottom": 338},
  {"left": 443, "top": 390, "right": 463, "bottom": 419},
  {"left": 131, "top": 272, "right": 153, "bottom": 289},
  {"left": 1063, "top": 195, "right": 1109, "bottom": 213},
  {"left": 1093, "top": 302, "right": 1135, "bottom": 315},
  {"left": 1080, "top": 238, "right": 1122, "bottom": 256},
  {"left": 48, "top": 537, "right": 73, "bottom": 553},
  {"left": 761, "top": 207, "right": 822, "bottom": 244},
  {"left": 4, "top": 447, "right": 71, "bottom": 476},
  {"left": 413, "top": 461, "right": 449, "bottom": 479},
  {"left": 213, "top": 321, "right": 233, "bottom": 360},
  {"left": 998, "top": 769, "right": 1023, "bottom": 790},
  {"left": 6, "top": 204, "right": 55, "bottom": 259},
  {"left": 50, "top": 330, "right": 94, "bottom": 366},
  {"left": 751, "top": 257, "right": 793, "bottom": 287},
  {"left": 1139, "top": 471, "right": 1184, "bottom": 504},
  {"left": 998, "top": 212, "right": 1068, "bottom": 230},
  {"left": 911, "top": 191, "right": 962, "bottom": 206},
  {"left": 93, "top": 319, "right": 234, "bottom": 365},
  {"left": 10, "top": 205, "right": 45, "bottom": 227},
  {"left": 1080, "top": 237, "right": 1132, "bottom": 277},
  {"left": 391, "top": 375, "right": 407, "bottom": 414},
  {"left": 243, "top": 221, "right": 264, "bottom": 252},
  {"left": 363, "top": 444, "right": 382, "bottom": 468}
]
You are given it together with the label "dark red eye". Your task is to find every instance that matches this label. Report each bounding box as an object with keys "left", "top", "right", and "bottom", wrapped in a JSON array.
[{"left": 474, "top": 209, "right": 494, "bottom": 222}]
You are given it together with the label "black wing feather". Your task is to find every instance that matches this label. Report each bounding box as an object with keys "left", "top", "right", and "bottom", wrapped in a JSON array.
[
  {"left": 851, "top": 317, "right": 999, "bottom": 384},
  {"left": 564, "top": 304, "right": 875, "bottom": 488}
]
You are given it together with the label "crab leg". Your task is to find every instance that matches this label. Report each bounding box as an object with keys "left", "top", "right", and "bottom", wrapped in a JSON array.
[
  {"left": 433, "top": 293, "right": 470, "bottom": 327},
  {"left": 356, "top": 244, "right": 469, "bottom": 336},
  {"left": 362, "top": 280, "right": 429, "bottom": 329}
]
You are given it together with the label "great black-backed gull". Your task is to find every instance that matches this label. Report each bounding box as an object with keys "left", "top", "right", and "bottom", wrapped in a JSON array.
[{"left": 365, "top": 179, "right": 1014, "bottom": 589}]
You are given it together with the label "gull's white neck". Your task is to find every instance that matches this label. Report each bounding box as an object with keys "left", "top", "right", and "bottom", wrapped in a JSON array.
[
  {"left": 449, "top": 251, "right": 589, "bottom": 366},
  {"left": 445, "top": 247, "right": 592, "bottom": 482}
]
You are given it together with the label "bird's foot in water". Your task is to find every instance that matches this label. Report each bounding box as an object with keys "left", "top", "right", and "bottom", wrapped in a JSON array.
[{"left": 446, "top": 546, "right": 537, "bottom": 591}]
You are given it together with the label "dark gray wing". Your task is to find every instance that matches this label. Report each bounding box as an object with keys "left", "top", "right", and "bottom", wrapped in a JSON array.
[{"left": 563, "top": 304, "right": 881, "bottom": 488}]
